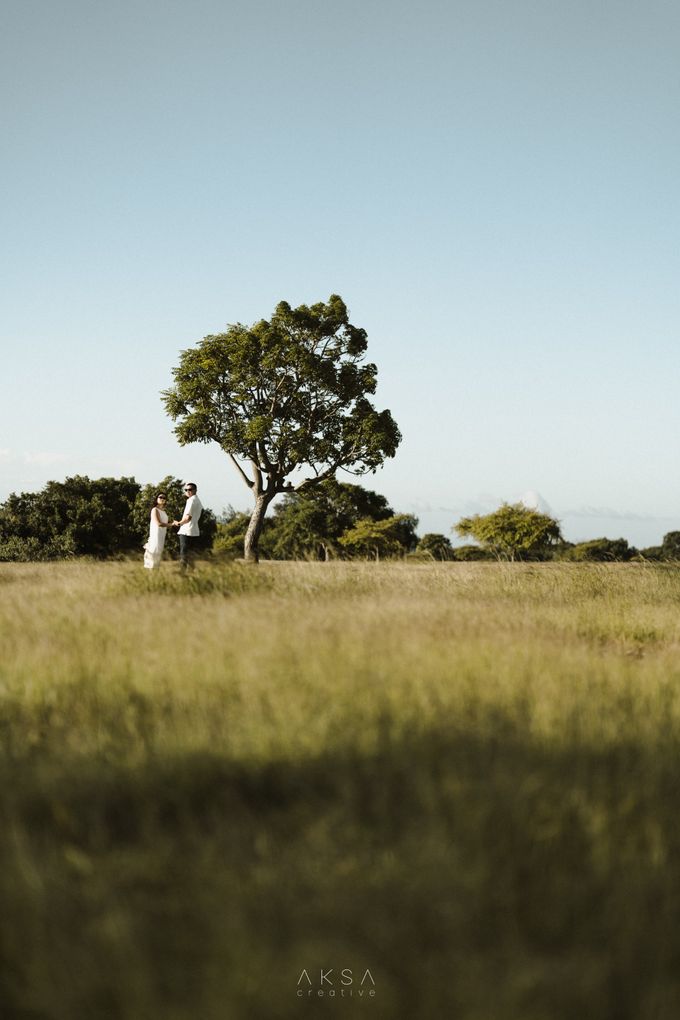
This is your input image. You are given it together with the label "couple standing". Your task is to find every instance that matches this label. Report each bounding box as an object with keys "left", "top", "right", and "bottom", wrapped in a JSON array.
[{"left": 143, "top": 482, "right": 203, "bottom": 571}]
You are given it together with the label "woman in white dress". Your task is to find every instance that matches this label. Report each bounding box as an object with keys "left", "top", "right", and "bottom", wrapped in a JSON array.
[{"left": 143, "top": 492, "right": 171, "bottom": 569}]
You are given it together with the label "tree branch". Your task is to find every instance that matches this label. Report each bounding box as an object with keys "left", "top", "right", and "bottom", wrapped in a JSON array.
[
  {"left": 294, "top": 462, "right": 340, "bottom": 491},
  {"left": 228, "top": 453, "right": 253, "bottom": 489}
]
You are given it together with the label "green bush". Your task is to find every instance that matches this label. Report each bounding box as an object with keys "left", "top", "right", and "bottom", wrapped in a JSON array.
[
  {"left": 0, "top": 534, "right": 76, "bottom": 562},
  {"left": 415, "top": 533, "right": 455, "bottom": 560},
  {"left": 562, "top": 537, "right": 635, "bottom": 562},
  {"left": 452, "top": 544, "right": 495, "bottom": 561}
]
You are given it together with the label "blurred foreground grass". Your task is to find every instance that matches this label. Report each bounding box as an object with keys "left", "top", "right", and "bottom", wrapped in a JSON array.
[{"left": 2, "top": 560, "right": 680, "bottom": 1019}]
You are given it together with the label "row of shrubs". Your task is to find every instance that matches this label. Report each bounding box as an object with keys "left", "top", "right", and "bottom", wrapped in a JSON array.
[
  {"left": 1, "top": 476, "right": 678, "bottom": 564},
  {"left": 411, "top": 534, "right": 680, "bottom": 562}
]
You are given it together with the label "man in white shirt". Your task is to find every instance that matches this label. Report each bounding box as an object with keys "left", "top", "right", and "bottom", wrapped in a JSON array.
[{"left": 173, "top": 482, "right": 203, "bottom": 570}]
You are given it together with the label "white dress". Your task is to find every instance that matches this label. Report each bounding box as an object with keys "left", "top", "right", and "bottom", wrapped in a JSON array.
[{"left": 143, "top": 507, "right": 168, "bottom": 569}]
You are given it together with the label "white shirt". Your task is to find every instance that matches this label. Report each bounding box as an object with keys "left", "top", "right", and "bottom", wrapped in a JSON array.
[{"left": 178, "top": 494, "right": 203, "bottom": 536}]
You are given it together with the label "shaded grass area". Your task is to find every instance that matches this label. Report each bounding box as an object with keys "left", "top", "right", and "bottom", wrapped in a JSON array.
[
  {"left": 4, "top": 725, "right": 680, "bottom": 1020},
  {"left": 3, "top": 562, "right": 680, "bottom": 1018}
]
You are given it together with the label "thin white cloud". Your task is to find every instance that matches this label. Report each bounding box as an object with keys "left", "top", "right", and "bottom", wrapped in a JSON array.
[
  {"left": 562, "top": 506, "right": 673, "bottom": 522},
  {"left": 22, "top": 451, "right": 70, "bottom": 466},
  {"left": 408, "top": 501, "right": 490, "bottom": 517},
  {"left": 0, "top": 449, "right": 72, "bottom": 466}
]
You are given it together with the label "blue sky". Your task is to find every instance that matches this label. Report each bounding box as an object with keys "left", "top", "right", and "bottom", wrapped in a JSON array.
[{"left": 2, "top": 0, "right": 679, "bottom": 547}]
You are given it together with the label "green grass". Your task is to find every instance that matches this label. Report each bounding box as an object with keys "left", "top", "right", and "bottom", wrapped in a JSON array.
[{"left": 3, "top": 560, "right": 680, "bottom": 1019}]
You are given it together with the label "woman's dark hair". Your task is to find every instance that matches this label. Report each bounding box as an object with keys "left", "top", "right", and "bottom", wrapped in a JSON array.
[{"left": 151, "top": 491, "right": 168, "bottom": 510}]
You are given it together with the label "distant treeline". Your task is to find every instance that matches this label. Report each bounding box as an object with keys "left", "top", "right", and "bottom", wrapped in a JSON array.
[{"left": 0, "top": 476, "right": 676, "bottom": 563}]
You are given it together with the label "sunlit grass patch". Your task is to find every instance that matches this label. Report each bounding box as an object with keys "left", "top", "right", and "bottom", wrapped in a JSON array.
[{"left": 116, "top": 560, "right": 275, "bottom": 597}]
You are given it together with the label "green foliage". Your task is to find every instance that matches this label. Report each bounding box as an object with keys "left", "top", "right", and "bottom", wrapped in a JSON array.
[
  {"left": 0, "top": 475, "right": 216, "bottom": 561},
  {"left": 0, "top": 476, "right": 141, "bottom": 559},
  {"left": 212, "top": 510, "right": 253, "bottom": 559},
  {"left": 0, "top": 533, "right": 76, "bottom": 562},
  {"left": 637, "top": 545, "right": 663, "bottom": 562},
  {"left": 269, "top": 479, "right": 394, "bottom": 559},
  {"left": 212, "top": 482, "right": 412, "bottom": 561},
  {"left": 455, "top": 503, "right": 562, "bottom": 561},
  {"left": 339, "top": 513, "right": 418, "bottom": 559},
  {"left": 637, "top": 533, "right": 680, "bottom": 563},
  {"left": 415, "top": 533, "right": 455, "bottom": 560},
  {"left": 213, "top": 508, "right": 277, "bottom": 560},
  {"left": 162, "top": 295, "right": 401, "bottom": 559},
  {"left": 562, "top": 537, "right": 635, "bottom": 562},
  {"left": 661, "top": 531, "right": 680, "bottom": 560},
  {"left": 452, "top": 544, "right": 495, "bottom": 561}
]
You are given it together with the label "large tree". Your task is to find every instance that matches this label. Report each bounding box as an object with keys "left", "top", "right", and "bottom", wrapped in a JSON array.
[{"left": 162, "top": 295, "right": 401, "bottom": 561}]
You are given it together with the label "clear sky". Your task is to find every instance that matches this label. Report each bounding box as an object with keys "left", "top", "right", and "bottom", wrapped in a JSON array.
[{"left": 2, "top": 0, "right": 679, "bottom": 548}]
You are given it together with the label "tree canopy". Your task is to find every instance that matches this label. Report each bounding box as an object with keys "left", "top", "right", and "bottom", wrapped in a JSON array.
[
  {"left": 454, "top": 503, "right": 562, "bottom": 561},
  {"left": 162, "top": 295, "right": 401, "bottom": 560}
]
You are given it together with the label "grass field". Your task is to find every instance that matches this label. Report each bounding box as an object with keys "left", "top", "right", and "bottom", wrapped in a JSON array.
[{"left": 2, "top": 560, "right": 680, "bottom": 1019}]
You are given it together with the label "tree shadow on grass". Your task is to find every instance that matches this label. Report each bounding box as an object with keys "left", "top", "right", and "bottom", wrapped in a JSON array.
[{"left": 2, "top": 716, "right": 680, "bottom": 1020}]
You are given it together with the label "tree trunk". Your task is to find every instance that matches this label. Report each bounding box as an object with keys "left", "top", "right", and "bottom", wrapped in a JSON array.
[{"left": 244, "top": 494, "right": 272, "bottom": 563}]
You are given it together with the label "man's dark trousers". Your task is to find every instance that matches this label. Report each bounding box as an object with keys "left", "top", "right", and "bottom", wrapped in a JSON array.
[{"left": 179, "top": 534, "right": 197, "bottom": 570}]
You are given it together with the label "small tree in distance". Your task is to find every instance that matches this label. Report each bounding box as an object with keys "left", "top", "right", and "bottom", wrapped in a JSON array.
[
  {"left": 162, "top": 295, "right": 401, "bottom": 562},
  {"left": 415, "top": 533, "right": 455, "bottom": 560},
  {"left": 661, "top": 531, "right": 680, "bottom": 560},
  {"left": 454, "top": 503, "right": 562, "bottom": 561},
  {"left": 339, "top": 514, "right": 418, "bottom": 560}
]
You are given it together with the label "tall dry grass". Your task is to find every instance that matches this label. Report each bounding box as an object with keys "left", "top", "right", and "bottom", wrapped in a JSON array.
[{"left": 2, "top": 560, "right": 680, "bottom": 1018}]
